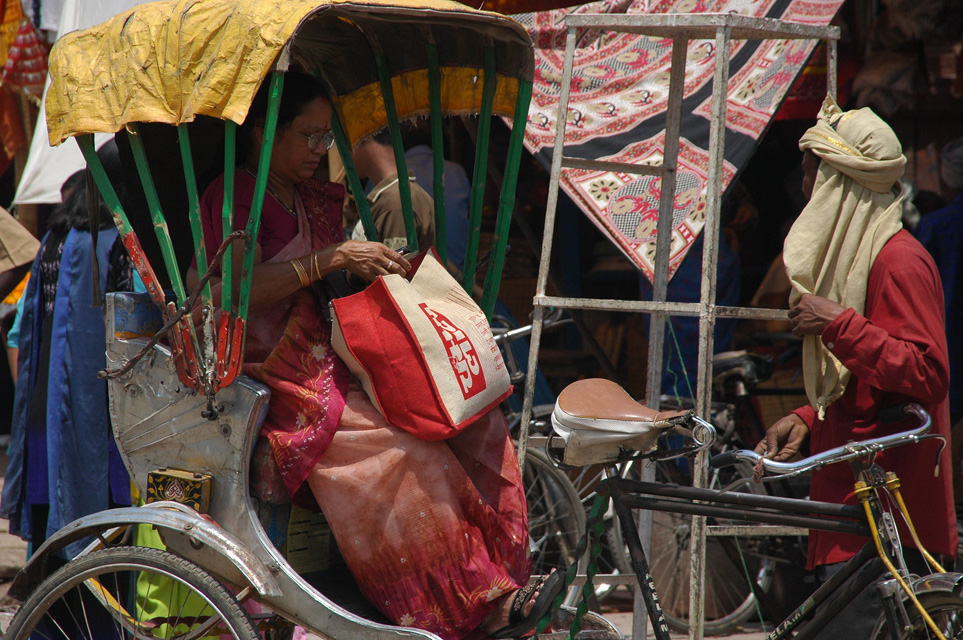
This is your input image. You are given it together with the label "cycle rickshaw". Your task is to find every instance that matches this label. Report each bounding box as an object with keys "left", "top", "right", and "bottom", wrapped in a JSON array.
[{"left": 2, "top": 1, "right": 613, "bottom": 637}]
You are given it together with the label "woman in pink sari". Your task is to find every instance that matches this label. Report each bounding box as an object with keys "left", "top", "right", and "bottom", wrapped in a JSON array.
[{"left": 186, "top": 72, "right": 561, "bottom": 640}]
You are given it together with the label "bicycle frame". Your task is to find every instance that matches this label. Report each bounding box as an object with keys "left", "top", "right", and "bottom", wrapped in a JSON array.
[{"left": 596, "top": 450, "right": 959, "bottom": 640}]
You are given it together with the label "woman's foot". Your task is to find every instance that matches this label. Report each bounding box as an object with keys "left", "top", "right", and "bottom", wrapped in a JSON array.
[{"left": 482, "top": 570, "right": 564, "bottom": 638}]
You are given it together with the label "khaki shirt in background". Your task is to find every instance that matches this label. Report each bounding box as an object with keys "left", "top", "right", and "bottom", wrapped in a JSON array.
[{"left": 351, "top": 172, "right": 436, "bottom": 253}]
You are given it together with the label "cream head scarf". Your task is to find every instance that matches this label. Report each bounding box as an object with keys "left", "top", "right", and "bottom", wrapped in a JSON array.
[{"left": 784, "top": 96, "right": 906, "bottom": 418}]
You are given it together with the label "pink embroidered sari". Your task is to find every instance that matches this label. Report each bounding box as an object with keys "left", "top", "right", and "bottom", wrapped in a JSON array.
[{"left": 200, "top": 173, "right": 530, "bottom": 639}]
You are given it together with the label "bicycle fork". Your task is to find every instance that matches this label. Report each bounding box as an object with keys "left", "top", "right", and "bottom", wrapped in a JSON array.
[{"left": 855, "top": 463, "right": 948, "bottom": 640}]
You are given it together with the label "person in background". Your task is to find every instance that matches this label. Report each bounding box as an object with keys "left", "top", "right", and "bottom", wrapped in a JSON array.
[
  {"left": 913, "top": 135, "right": 963, "bottom": 557},
  {"left": 349, "top": 129, "right": 436, "bottom": 255},
  {"left": 1, "top": 142, "right": 133, "bottom": 561},
  {"left": 757, "top": 98, "right": 956, "bottom": 636},
  {"left": 403, "top": 137, "right": 471, "bottom": 271}
]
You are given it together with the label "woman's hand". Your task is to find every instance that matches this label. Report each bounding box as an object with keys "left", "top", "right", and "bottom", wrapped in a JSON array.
[
  {"left": 754, "top": 414, "right": 810, "bottom": 462},
  {"left": 335, "top": 240, "right": 412, "bottom": 282}
]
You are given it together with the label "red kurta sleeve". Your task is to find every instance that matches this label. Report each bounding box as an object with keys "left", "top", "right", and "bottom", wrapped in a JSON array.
[{"left": 822, "top": 263, "right": 949, "bottom": 406}]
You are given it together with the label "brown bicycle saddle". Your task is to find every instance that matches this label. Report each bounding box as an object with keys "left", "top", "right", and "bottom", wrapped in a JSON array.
[
  {"left": 555, "top": 378, "right": 689, "bottom": 424},
  {"left": 551, "top": 379, "right": 691, "bottom": 465}
]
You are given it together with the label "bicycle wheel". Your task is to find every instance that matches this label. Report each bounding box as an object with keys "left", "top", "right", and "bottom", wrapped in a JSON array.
[
  {"left": 649, "top": 459, "right": 775, "bottom": 635},
  {"left": 6, "top": 546, "right": 260, "bottom": 640},
  {"left": 871, "top": 592, "right": 963, "bottom": 640},
  {"left": 524, "top": 446, "right": 587, "bottom": 608}
]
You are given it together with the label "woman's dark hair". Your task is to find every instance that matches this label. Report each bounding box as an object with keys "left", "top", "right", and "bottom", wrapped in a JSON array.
[
  {"left": 237, "top": 71, "right": 330, "bottom": 161},
  {"left": 47, "top": 139, "right": 127, "bottom": 234}
]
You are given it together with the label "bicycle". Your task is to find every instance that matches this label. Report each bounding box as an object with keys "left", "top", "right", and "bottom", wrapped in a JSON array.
[
  {"left": 548, "top": 377, "right": 962, "bottom": 640},
  {"left": 648, "top": 347, "right": 810, "bottom": 634},
  {"left": 524, "top": 345, "right": 806, "bottom": 627}
]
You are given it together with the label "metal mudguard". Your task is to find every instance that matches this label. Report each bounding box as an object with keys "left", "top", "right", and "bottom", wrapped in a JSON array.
[{"left": 8, "top": 501, "right": 281, "bottom": 601}]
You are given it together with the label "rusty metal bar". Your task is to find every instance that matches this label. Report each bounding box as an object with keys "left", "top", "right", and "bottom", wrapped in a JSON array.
[
  {"left": 518, "top": 25, "right": 580, "bottom": 474},
  {"left": 633, "top": 34, "right": 688, "bottom": 640},
  {"left": 516, "top": 15, "right": 840, "bottom": 640},
  {"left": 534, "top": 295, "right": 792, "bottom": 320},
  {"left": 686, "top": 25, "right": 732, "bottom": 640},
  {"left": 565, "top": 12, "right": 839, "bottom": 41},
  {"left": 561, "top": 157, "right": 664, "bottom": 176},
  {"left": 708, "top": 525, "right": 810, "bottom": 537}
]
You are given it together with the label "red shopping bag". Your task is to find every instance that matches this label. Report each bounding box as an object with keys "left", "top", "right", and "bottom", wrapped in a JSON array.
[{"left": 330, "top": 251, "right": 511, "bottom": 440}]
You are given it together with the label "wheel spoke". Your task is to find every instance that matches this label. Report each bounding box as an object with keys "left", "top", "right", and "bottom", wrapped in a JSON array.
[{"left": 7, "top": 547, "right": 259, "bottom": 639}]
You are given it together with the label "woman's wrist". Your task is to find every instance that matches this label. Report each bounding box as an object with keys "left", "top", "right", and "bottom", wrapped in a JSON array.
[{"left": 290, "top": 257, "right": 310, "bottom": 288}]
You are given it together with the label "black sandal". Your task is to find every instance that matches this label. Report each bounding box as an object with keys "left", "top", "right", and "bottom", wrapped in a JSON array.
[{"left": 489, "top": 569, "right": 564, "bottom": 638}]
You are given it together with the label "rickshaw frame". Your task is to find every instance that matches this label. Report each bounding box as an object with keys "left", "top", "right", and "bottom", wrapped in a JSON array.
[{"left": 5, "top": 2, "right": 539, "bottom": 638}]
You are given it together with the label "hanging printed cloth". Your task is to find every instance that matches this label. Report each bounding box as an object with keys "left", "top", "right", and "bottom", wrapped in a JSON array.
[
  {"left": 0, "top": 85, "right": 25, "bottom": 173},
  {"left": 2, "top": 18, "right": 48, "bottom": 105},
  {"left": 516, "top": 0, "right": 847, "bottom": 283}
]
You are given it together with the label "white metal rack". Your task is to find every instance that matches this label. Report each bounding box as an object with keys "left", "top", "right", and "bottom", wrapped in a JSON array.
[{"left": 517, "top": 14, "right": 839, "bottom": 639}]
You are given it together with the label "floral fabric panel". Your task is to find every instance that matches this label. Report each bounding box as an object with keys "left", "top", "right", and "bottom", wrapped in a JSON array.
[{"left": 516, "top": 0, "right": 844, "bottom": 282}]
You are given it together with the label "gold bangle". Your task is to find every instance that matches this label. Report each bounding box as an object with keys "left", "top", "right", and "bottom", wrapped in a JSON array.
[
  {"left": 291, "top": 258, "right": 310, "bottom": 288},
  {"left": 312, "top": 251, "right": 323, "bottom": 281}
]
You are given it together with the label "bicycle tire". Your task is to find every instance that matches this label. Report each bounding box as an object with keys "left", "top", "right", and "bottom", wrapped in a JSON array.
[
  {"left": 870, "top": 592, "right": 963, "bottom": 640},
  {"left": 523, "top": 445, "right": 587, "bottom": 608},
  {"left": 649, "top": 459, "right": 776, "bottom": 635},
  {"left": 6, "top": 546, "right": 260, "bottom": 640}
]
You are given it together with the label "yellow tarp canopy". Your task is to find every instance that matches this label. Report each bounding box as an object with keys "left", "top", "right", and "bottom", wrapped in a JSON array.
[{"left": 46, "top": 0, "right": 534, "bottom": 146}]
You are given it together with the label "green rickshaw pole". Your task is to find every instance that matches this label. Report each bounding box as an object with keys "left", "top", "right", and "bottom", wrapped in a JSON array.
[
  {"left": 330, "top": 108, "right": 378, "bottom": 242},
  {"left": 462, "top": 44, "right": 497, "bottom": 292},
  {"left": 426, "top": 40, "right": 449, "bottom": 266},
  {"left": 76, "top": 134, "right": 166, "bottom": 308},
  {"left": 126, "top": 124, "right": 190, "bottom": 306},
  {"left": 237, "top": 70, "right": 284, "bottom": 322},
  {"left": 221, "top": 120, "right": 237, "bottom": 313},
  {"left": 481, "top": 79, "right": 533, "bottom": 319},
  {"left": 177, "top": 124, "right": 211, "bottom": 305},
  {"left": 375, "top": 53, "right": 418, "bottom": 252}
]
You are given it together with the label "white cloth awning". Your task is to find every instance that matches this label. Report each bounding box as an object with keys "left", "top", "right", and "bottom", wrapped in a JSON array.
[{"left": 13, "top": 0, "right": 147, "bottom": 205}]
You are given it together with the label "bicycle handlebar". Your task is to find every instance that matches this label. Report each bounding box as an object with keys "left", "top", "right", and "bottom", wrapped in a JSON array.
[
  {"left": 491, "top": 308, "right": 570, "bottom": 345},
  {"left": 709, "top": 404, "right": 931, "bottom": 477}
]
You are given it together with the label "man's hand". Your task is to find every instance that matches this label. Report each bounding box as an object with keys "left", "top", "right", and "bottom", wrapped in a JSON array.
[
  {"left": 754, "top": 414, "right": 810, "bottom": 462},
  {"left": 788, "top": 293, "right": 845, "bottom": 337}
]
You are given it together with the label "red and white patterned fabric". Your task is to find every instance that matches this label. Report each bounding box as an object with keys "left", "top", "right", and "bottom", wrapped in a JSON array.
[
  {"left": 516, "top": 0, "right": 845, "bottom": 282},
  {"left": 2, "top": 19, "right": 48, "bottom": 103}
]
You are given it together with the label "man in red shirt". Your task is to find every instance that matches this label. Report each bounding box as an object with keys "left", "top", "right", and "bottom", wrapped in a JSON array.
[{"left": 757, "top": 98, "right": 957, "bottom": 635}]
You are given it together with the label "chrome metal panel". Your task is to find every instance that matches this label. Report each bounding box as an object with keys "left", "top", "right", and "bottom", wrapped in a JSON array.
[{"left": 102, "top": 294, "right": 441, "bottom": 638}]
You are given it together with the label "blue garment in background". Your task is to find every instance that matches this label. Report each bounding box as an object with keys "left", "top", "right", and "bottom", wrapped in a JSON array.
[
  {"left": 1, "top": 228, "right": 131, "bottom": 560},
  {"left": 6, "top": 290, "right": 24, "bottom": 349},
  {"left": 405, "top": 144, "right": 471, "bottom": 271},
  {"left": 493, "top": 299, "right": 556, "bottom": 412},
  {"left": 639, "top": 233, "right": 741, "bottom": 398},
  {"left": 914, "top": 194, "right": 963, "bottom": 415}
]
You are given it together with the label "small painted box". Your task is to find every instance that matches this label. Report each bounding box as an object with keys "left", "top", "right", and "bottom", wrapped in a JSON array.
[{"left": 146, "top": 468, "right": 213, "bottom": 513}]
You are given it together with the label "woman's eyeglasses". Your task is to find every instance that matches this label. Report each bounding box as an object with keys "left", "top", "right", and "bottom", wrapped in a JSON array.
[{"left": 291, "top": 129, "right": 336, "bottom": 151}]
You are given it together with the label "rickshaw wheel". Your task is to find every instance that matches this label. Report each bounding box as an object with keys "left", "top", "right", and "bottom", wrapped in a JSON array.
[{"left": 6, "top": 546, "right": 260, "bottom": 640}]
